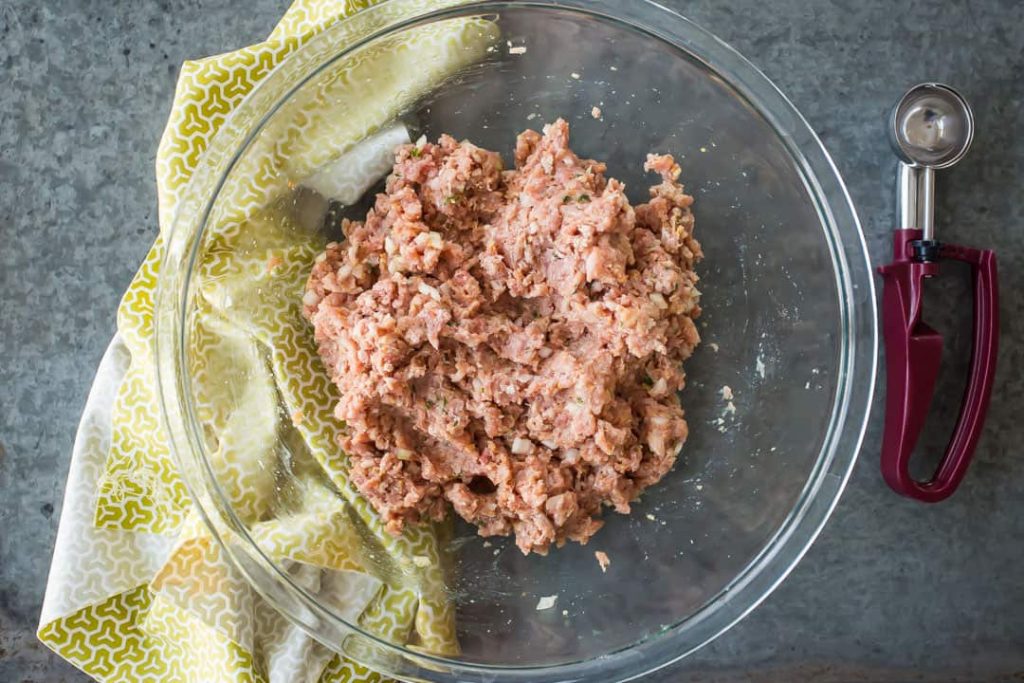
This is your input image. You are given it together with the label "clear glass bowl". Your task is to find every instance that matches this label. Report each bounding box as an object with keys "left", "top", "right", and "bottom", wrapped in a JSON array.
[{"left": 155, "top": 1, "right": 877, "bottom": 681}]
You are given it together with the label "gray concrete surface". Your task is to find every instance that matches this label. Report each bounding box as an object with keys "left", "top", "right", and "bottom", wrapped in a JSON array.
[{"left": 1, "top": 1, "right": 1022, "bottom": 681}]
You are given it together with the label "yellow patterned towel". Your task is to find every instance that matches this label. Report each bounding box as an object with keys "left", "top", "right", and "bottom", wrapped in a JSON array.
[{"left": 38, "top": 2, "right": 498, "bottom": 681}]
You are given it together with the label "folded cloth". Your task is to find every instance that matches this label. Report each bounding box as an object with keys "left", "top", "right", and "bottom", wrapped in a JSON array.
[{"left": 38, "top": 2, "right": 498, "bottom": 681}]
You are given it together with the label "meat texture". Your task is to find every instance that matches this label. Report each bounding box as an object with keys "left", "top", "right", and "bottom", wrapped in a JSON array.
[{"left": 303, "top": 119, "right": 702, "bottom": 554}]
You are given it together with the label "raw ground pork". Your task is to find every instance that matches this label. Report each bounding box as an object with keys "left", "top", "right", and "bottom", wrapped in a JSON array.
[{"left": 303, "top": 119, "right": 702, "bottom": 554}]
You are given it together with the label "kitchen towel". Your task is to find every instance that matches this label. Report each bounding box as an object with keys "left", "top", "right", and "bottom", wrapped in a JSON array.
[{"left": 38, "top": 1, "right": 498, "bottom": 681}]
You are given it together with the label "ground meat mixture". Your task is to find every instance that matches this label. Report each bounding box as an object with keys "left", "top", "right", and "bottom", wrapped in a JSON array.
[{"left": 303, "top": 119, "right": 702, "bottom": 554}]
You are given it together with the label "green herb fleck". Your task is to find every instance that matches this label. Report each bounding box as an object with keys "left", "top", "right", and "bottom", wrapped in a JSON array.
[
  {"left": 577, "top": 194, "right": 591, "bottom": 203},
  {"left": 562, "top": 195, "right": 572, "bottom": 204},
  {"left": 426, "top": 400, "right": 435, "bottom": 409},
  {"left": 575, "top": 397, "right": 585, "bottom": 405},
  {"left": 409, "top": 147, "right": 422, "bottom": 158},
  {"left": 642, "top": 375, "right": 655, "bottom": 387},
  {"left": 445, "top": 193, "right": 463, "bottom": 205}
]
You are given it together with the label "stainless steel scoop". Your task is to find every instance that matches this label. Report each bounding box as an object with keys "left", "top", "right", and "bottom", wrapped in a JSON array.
[
  {"left": 877, "top": 83, "right": 998, "bottom": 503},
  {"left": 890, "top": 83, "right": 975, "bottom": 247}
]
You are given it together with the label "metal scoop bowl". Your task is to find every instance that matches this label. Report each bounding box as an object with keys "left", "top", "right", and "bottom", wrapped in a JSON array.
[
  {"left": 878, "top": 83, "right": 998, "bottom": 502},
  {"left": 891, "top": 82, "right": 974, "bottom": 169}
]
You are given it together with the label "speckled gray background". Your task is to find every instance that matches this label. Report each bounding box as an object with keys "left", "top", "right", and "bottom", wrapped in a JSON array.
[{"left": 1, "top": 1, "right": 1022, "bottom": 681}]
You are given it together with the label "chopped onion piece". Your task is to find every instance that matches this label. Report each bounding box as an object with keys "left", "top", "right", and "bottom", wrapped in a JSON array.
[{"left": 511, "top": 437, "right": 534, "bottom": 454}]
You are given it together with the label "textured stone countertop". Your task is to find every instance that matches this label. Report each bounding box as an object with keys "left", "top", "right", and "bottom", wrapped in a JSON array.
[{"left": 2, "top": 1, "right": 1022, "bottom": 681}]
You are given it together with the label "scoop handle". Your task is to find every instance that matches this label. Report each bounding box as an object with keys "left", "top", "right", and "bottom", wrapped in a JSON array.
[{"left": 877, "top": 229, "right": 999, "bottom": 502}]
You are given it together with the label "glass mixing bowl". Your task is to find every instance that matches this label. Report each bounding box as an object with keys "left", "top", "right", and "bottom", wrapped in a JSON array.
[{"left": 155, "top": 1, "right": 877, "bottom": 681}]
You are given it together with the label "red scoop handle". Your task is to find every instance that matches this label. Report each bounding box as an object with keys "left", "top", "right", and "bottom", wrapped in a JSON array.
[{"left": 877, "top": 229, "right": 998, "bottom": 502}]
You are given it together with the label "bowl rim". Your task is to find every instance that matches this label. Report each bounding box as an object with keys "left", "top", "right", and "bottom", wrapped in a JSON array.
[{"left": 155, "top": 1, "right": 878, "bottom": 681}]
